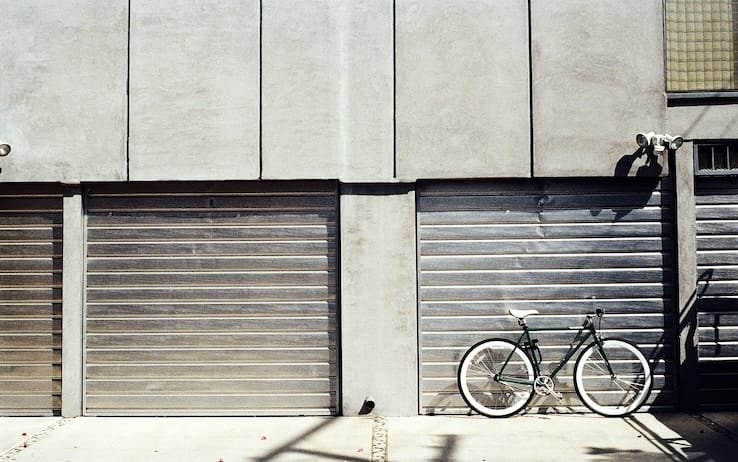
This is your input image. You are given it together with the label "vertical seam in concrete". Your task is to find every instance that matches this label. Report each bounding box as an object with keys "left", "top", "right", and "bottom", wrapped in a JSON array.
[
  {"left": 335, "top": 181, "right": 343, "bottom": 415},
  {"left": 259, "top": 0, "right": 263, "bottom": 180},
  {"left": 414, "top": 182, "right": 422, "bottom": 414},
  {"left": 528, "top": 0, "right": 534, "bottom": 179},
  {"left": 392, "top": 0, "right": 397, "bottom": 179},
  {"left": 125, "top": 0, "right": 131, "bottom": 181}
]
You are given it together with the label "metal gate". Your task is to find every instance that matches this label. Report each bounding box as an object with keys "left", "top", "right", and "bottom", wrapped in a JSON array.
[
  {"left": 84, "top": 182, "right": 338, "bottom": 416},
  {"left": 695, "top": 177, "right": 738, "bottom": 409},
  {"left": 0, "top": 185, "right": 62, "bottom": 415},
  {"left": 418, "top": 179, "right": 676, "bottom": 414}
]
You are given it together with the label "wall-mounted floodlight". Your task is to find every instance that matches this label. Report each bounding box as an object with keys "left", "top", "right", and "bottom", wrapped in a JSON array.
[
  {"left": 635, "top": 132, "right": 684, "bottom": 153},
  {"left": 636, "top": 132, "right": 655, "bottom": 148},
  {"left": 0, "top": 144, "right": 10, "bottom": 157},
  {"left": 663, "top": 135, "right": 683, "bottom": 151}
]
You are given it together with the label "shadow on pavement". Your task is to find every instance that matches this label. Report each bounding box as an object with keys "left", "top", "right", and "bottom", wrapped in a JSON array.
[
  {"left": 431, "top": 435, "right": 458, "bottom": 462},
  {"left": 253, "top": 417, "right": 367, "bottom": 462},
  {"left": 584, "top": 447, "right": 658, "bottom": 462},
  {"left": 627, "top": 413, "right": 738, "bottom": 462}
]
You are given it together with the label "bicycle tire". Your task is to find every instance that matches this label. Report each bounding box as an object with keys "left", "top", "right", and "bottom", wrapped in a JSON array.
[
  {"left": 573, "top": 338, "right": 653, "bottom": 417},
  {"left": 457, "top": 338, "right": 535, "bottom": 418}
]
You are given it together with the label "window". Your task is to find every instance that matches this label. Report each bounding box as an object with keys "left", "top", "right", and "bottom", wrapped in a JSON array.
[
  {"left": 695, "top": 141, "right": 738, "bottom": 174},
  {"left": 665, "top": 0, "right": 738, "bottom": 92}
]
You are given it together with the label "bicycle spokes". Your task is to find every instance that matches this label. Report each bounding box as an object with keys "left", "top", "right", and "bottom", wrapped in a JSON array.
[
  {"left": 458, "top": 339, "right": 535, "bottom": 417},
  {"left": 574, "top": 339, "right": 652, "bottom": 416}
]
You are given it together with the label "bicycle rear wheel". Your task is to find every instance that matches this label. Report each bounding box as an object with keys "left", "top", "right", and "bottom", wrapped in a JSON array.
[
  {"left": 574, "top": 338, "right": 653, "bottom": 417},
  {"left": 457, "top": 339, "right": 534, "bottom": 418}
]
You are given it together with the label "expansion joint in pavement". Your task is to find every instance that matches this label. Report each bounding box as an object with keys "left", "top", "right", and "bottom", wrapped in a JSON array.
[
  {"left": 690, "top": 414, "right": 738, "bottom": 444},
  {"left": 371, "top": 415, "right": 388, "bottom": 462},
  {"left": 0, "top": 418, "right": 72, "bottom": 461}
]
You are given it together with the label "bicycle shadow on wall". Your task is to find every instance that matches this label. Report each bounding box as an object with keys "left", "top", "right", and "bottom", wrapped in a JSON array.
[{"left": 684, "top": 268, "right": 738, "bottom": 410}]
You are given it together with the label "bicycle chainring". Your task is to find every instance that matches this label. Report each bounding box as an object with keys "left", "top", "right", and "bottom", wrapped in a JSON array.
[{"left": 533, "top": 376, "right": 556, "bottom": 396}]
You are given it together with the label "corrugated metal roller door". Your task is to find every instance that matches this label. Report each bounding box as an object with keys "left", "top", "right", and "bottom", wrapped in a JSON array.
[
  {"left": 418, "top": 179, "right": 676, "bottom": 414},
  {"left": 84, "top": 182, "right": 338, "bottom": 416},
  {"left": 0, "top": 185, "right": 62, "bottom": 415},
  {"left": 695, "top": 177, "right": 738, "bottom": 409}
]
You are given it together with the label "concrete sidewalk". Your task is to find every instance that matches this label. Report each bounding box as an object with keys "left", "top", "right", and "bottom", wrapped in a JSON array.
[{"left": 1, "top": 413, "right": 737, "bottom": 462}]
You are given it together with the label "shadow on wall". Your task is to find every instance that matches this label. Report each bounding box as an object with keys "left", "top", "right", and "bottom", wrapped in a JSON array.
[
  {"left": 585, "top": 149, "right": 665, "bottom": 221},
  {"left": 614, "top": 147, "right": 663, "bottom": 178},
  {"left": 691, "top": 268, "right": 738, "bottom": 410}
]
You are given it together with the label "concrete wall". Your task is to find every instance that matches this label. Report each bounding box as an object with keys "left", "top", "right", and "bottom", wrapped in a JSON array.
[
  {"left": 340, "top": 185, "right": 418, "bottom": 416},
  {"left": 667, "top": 105, "right": 738, "bottom": 141},
  {"left": 128, "top": 0, "right": 260, "bottom": 181},
  {"left": 673, "top": 144, "right": 699, "bottom": 412},
  {"left": 395, "top": 0, "right": 531, "bottom": 180},
  {"left": 262, "top": 1, "right": 394, "bottom": 181},
  {"left": 62, "top": 188, "right": 84, "bottom": 417},
  {"left": 0, "top": 0, "right": 127, "bottom": 182},
  {"left": 3, "top": 1, "right": 734, "bottom": 183},
  {"left": 532, "top": 0, "right": 667, "bottom": 178}
]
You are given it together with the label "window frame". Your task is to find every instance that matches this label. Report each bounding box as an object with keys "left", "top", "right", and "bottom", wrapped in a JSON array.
[
  {"left": 663, "top": 0, "right": 738, "bottom": 101},
  {"left": 693, "top": 140, "right": 738, "bottom": 176}
]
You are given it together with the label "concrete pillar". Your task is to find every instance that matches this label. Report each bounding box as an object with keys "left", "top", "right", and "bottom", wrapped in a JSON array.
[
  {"left": 673, "top": 145, "right": 699, "bottom": 411},
  {"left": 340, "top": 184, "right": 418, "bottom": 416},
  {"left": 62, "top": 186, "right": 84, "bottom": 417}
]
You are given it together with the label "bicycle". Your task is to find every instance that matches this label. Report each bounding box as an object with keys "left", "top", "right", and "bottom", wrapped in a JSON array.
[{"left": 457, "top": 308, "right": 653, "bottom": 418}]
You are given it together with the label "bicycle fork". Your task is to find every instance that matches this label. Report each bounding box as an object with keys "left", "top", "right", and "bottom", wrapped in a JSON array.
[{"left": 592, "top": 336, "right": 618, "bottom": 378}]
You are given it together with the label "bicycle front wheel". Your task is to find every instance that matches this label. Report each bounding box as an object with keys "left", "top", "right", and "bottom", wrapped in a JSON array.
[
  {"left": 574, "top": 338, "right": 653, "bottom": 417},
  {"left": 457, "top": 339, "right": 534, "bottom": 418}
]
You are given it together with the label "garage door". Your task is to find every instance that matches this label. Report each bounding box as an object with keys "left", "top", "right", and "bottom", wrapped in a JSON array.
[
  {"left": 418, "top": 179, "right": 676, "bottom": 414},
  {"left": 695, "top": 177, "right": 738, "bottom": 409},
  {"left": 0, "top": 185, "right": 62, "bottom": 416},
  {"left": 84, "top": 182, "right": 338, "bottom": 416}
]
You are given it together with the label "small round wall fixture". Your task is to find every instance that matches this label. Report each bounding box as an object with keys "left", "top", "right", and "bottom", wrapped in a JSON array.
[
  {"left": 0, "top": 144, "right": 10, "bottom": 157},
  {"left": 668, "top": 136, "right": 684, "bottom": 151}
]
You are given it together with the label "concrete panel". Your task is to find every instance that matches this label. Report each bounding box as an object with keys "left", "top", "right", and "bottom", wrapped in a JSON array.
[
  {"left": 262, "top": 1, "right": 394, "bottom": 181},
  {"left": 62, "top": 188, "right": 84, "bottom": 417},
  {"left": 396, "top": 0, "right": 530, "bottom": 180},
  {"left": 533, "top": 0, "right": 667, "bottom": 178},
  {"left": 129, "top": 1, "right": 259, "bottom": 181},
  {"left": 0, "top": 1, "right": 127, "bottom": 182},
  {"left": 666, "top": 104, "right": 738, "bottom": 140},
  {"left": 672, "top": 144, "right": 699, "bottom": 411},
  {"left": 340, "top": 185, "right": 418, "bottom": 416}
]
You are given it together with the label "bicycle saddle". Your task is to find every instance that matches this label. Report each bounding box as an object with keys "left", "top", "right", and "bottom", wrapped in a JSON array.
[{"left": 508, "top": 309, "right": 539, "bottom": 319}]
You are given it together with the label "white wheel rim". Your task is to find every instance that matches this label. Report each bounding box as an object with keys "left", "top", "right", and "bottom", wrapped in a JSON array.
[
  {"left": 460, "top": 341, "right": 534, "bottom": 417},
  {"left": 575, "top": 340, "right": 652, "bottom": 416}
]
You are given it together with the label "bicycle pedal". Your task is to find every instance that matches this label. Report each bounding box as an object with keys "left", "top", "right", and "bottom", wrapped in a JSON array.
[{"left": 553, "top": 391, "right": 563, "bottom": 401}]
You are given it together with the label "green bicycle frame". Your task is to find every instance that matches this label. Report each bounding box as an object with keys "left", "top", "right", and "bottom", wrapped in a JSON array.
[{"left": 496, "top": 316, "right": 615, "bottom": 387}]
